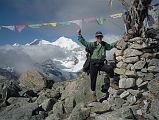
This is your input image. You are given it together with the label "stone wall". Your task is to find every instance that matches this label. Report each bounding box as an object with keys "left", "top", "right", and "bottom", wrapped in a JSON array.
[{"left": 113, "top": 36, "right": 159, "bottom": 119}]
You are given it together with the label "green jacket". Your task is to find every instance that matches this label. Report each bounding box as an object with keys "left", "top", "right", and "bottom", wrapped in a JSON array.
[{"left": 78, "top": 35, "right": 117, "bottom": 60}]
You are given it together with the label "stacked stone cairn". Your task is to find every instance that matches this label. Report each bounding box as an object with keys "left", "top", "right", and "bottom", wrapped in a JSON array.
[{"left": 113, "top": 36, "right": 159, "bottom": 119}]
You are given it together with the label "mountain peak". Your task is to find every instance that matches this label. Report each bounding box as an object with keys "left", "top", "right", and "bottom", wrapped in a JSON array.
[
  {"left": 28, "top": 39, "right": 52, "bottom": 46},
  {"left": 52, "top": 36, "right": 80, "bottom": 50}
]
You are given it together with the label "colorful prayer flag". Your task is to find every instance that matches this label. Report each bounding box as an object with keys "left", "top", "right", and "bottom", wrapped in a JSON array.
[
  {"left": 110, "top": 13, "right": 123, "bottom": 18},
  {"left": 59, "top": 21, "right": 72, "bottom": 26},
  {"left": 28, "top": 24, "right": 42, "bottom": 28},
  {"left": 48, "top": 22, "right": 57, "bottom": 27},
  {"left": 16, "top": 25, "right": 26, "bottom": 32},
  {"left": 70, "top": 20, "right": 82, "bottom": 28},
  {"left": 2, "top": 26, "right": 15, "bottom": 31},
  {"left": 96, "top": 17, "right": 106, "bottom": 25},
  {"left": 83, "top": 17, "right": 96, "bottom": 23}
]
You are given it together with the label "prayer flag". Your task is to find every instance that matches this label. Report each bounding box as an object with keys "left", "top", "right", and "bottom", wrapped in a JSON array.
[
  {"left": 70, "top": 20, "right": 82, "bottom": 28},
  {"left": 96, "top": 17, "right": 106, "bottom": 25},
  {"left": 2, "top": 26, "right": 15, "bottom": 31},
  {"left": 48, "top": 22, "right": 57, "bottom": 27},
  {"left": 16, "top": 25, "right": 26, "bottom": 32},
  {"left": 59, "top": 21, "right": 72, "bottom": 26},
  {"left": 28, "top": 24, "right": 42, "bottom": 28},
  {"left": 110, "top": 13, "right": 123, "bottom": 18},
  {"left": 83, "top": 17, "right": 96, "bottom": 23}
]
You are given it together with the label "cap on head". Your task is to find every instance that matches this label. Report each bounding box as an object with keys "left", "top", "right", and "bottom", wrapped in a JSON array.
[{"left": 95, "top": 31, "right": 103, "bottom": 37}]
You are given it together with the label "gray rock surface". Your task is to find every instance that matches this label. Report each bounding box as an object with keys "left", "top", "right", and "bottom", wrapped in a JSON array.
[
  {"left": 19, "top": 70, "right": 54, "bottom": 91},
  {"left": 119, "top": 78, "right": 136, "bottom": 89}
]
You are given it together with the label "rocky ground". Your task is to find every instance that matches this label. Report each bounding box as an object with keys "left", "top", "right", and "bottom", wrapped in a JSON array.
[{"left": 0, "top": 28, "right": 159, "bottom": 120}]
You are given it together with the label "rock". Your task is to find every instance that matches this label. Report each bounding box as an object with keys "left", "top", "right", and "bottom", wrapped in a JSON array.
[
  {"left": 150, "top": 98, "right": 159, "bottom": 120},
  {"left": 64, "top": 96, "right": 76, "bottom": 114},
  {"left": 148, "top": 59, "right": 159, "bottom": 66},
  {"left": 52, "top": 101, "right": 65, "bottom": 116},
  {"left": 61, "top": 74, "right": 108, "bottom": 104},
  {"left": 7, "top": 97, "right": 30, "bottom": 105},
  {"left": 144, "top": 73, "right": 154, "bottom": 81},
  {"left": 141, "top": 53, "right": 154, "bottom": 59},
  {"left": 138, "top": 81, "right": 148, "bottom": 88},
  {"left": 133, "top": 61, "right": 146, "bottom": 70},
  {"left": 136, "top": 78, "right": 144, "bottom": 87},
  {"left": 114, "top": 68, "right": 126, "bottom": 75},
  {"left": 130, "top": 43, "right": 147, "bottom": 49},
  {"left": 95, "top": 105, "right": 138, "bottom": 120},
  {"left": 19, "top": 70, "right": 54, "bottom": 91},
  {"left": 19, "top": 87, "right": 38, "bottom": 97},
  {"left": 0, "top": 102, "right": 39, "bottom": 120},
  {"left": 125, "top": 70, "right": 137, "bottom": 77},
  {"left": 116, "top": 56, "right": 124, "bottom": 62},
  {"left": 45, "top": 113, "right": 61, "bottom": 120},
  {"left": 0, "top": 68, "right": 18, "bottom": 80},
  {"left": 119, "top": 78, "right": 136, "bottom": 89},
  {"left": 116, "top": 41, "right": 127, "bottom": 50},
  {"left": 129, "top": 37, "right": 144, "bottom": 42},
  {"left": 40, "top": 98, "right": 55, "bottom": 111},
  {"left": 88, "top": 102, "right": 111, "bottom": 113},
  {"left": 141, "top": 68, "right": 147, "bottom": 73},
  {"left": 120, "top": 91, "right": 130, "bottom": 99},
  {"left": 113, "top": 97, "right": 125, "bottom": 109},
  {"left": 124, "top": 48, "right": 143, "bottom": 58},
  {"left": 116, "top": 61, "right": 127, "bottom": 69},
  {"left": 148, "top": 66, "right": 159, "bottom": 73},
  {"left": 137, "top": 72, "right": 146, "bottom": 77},
  {"left": 127, "top": 89, "right": 140, "bottom": 97},
  {"left": 127, "top": 95, "right": 136, "bottom": 105},
  {"left": 68, "top": 103, "right": 90, "bottom": 120},
  {"left": 154, "top": 52, "right": 159, "bottom": 59},
  {"left": 1, "top": 80, "right": 21, "bottom": 101},
  {"left": 108, "top": 87, "right": 118, "bottom": 96},
  {"left": 36, "top": 89, "right": 60, "bottom": 105},
  {"left": 115, "top": 50, "right": 124, "bottom": 56},
  {"left": 123, "top": 56, "right": 139, "bottom": 63},
  {"left": 148, "top": 78, "right": 159, "bottom": 95}
]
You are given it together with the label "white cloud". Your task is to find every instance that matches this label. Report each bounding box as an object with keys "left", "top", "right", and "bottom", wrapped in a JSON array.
[{"left": 0, "top": 44, "right": 70, "bottom": 74}]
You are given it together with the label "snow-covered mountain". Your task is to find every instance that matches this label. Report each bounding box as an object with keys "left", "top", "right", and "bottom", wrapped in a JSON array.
[
  {"left": 1, "top": 36, "right": 86, "bottom": 81},
  {"left": 27, "top": 36, "right": 80, "bottom": 50},
  {"left": 25, "top": 37, "right": 86, "bottom": 72},
  {"left": 52, "top": 37, "right": 80, "bottom": 50}
]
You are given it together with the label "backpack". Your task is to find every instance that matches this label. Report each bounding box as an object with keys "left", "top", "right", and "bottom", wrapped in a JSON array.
[{"left": 82, "top": 41, "right": 106, "bottom": 75}]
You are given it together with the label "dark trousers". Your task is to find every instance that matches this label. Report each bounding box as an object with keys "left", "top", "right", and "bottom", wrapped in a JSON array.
[{"left": 90, "top": 62, "right": 114, "bottom": 91}]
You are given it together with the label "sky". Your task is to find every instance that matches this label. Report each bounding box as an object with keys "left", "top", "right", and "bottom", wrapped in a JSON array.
[
  {"left": 0, "top": 0, "right": 158, "bottom": 45},
  {"left": 0, "top": 0, "right": 127, "bottom": 45}
]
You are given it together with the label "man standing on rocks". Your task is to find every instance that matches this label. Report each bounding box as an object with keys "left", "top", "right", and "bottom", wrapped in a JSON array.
[{"left": 77, "top": 29, "right": 119, "bottom": 102}]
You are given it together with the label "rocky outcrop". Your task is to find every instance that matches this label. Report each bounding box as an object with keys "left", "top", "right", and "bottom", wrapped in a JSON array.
[{"left": 19, "top": 70, "right": 54, "bottom": 91}]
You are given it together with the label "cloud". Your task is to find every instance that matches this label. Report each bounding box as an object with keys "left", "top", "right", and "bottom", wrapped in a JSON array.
[{"left": 0, "top": 44, "right": 69, "bottom": 74}]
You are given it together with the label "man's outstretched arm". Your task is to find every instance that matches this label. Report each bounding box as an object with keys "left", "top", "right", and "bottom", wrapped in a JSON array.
[{"left": 77, "top": 29, "right": 92, "bottom": 48}]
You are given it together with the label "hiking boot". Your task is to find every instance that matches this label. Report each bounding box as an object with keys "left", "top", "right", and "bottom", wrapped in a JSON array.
[
  {"left": 91, "top": 91, "right": 98, "bottom": 102},
  {"left": 110, "top": 80, "right": 119, "bottom": 90}
]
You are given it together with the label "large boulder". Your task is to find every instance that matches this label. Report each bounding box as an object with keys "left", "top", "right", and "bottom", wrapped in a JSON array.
[
  {"left": 0, "top": 78, "right": 21, "bottom": 102},
  {"left": 0, "top": 102, "right": 40, "bottom": 120},
  {"left": 19, "top": 70, "right": 54, "bottom": 91},
  {"left": 61, "top": 73, "right": 109, "bottom": 104},
  {"left": 68, "top": 103, "right": 90, "bottom": 120}
]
